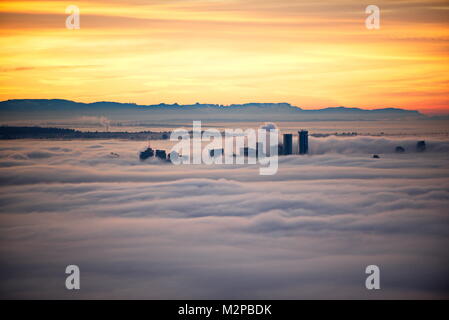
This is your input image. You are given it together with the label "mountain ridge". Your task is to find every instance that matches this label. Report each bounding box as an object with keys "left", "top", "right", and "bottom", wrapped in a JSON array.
[
  {"left": 0, "top": 99, "right": 425, "bottom": 122},
  {"left": 0, "top": 98, "right": 423, "bottom": 112}
]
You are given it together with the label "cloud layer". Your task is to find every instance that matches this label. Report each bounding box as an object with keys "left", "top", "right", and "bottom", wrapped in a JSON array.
[{"left": 0, "top": 137, "right": 448, "bottom": 299}]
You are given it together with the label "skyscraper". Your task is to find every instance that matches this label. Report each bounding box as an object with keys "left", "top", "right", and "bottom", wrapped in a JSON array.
[
  {"left": 256, "top": 142, "right": 264, "bottom": 158},
  {"left": 283, "top": 133, "right": 293, "bottom": 155},
  {"left": 299, "top": 130, "right": 308, "bottom": 155}
]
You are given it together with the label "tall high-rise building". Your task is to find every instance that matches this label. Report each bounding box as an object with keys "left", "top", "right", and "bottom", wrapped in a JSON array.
[
  {"left": 256, "top": 142, "right": 264, "bottom": 158},
  {"left": 283, "top": 134, "right": 293, "bottom": 155},
  {"left": 299, "top": 130, "right": 308, "bottom": 155}
]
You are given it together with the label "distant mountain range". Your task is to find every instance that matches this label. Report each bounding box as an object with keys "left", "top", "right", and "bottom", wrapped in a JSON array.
[{"left": 0, "top": 99, "right": 425, "bottom": 122}]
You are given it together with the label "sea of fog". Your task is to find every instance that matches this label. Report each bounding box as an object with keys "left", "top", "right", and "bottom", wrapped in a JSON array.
[
  {"left": 4, "top": 119, "right": 449, "bottom": 137},
  {"left": 0, "top": 133, "right": 448, "bottom": 298}
]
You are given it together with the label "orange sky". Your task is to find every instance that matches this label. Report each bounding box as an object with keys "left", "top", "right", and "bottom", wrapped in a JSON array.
[{"left": 0, "top": 0, "right": 448, "bottom": 114}]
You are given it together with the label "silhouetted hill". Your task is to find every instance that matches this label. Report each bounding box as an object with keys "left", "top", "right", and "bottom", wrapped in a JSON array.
[{"left": 0, "top": 99, "right": 424, "bottom": 122}]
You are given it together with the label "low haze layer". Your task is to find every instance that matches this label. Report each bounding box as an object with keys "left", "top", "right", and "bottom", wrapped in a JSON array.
[{"left": 1, "top": 137, "right": 448, "bottom": 299}]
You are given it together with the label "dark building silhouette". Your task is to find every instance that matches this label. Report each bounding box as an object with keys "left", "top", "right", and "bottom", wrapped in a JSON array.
[
  {"left": 155, "top": 149, "right": 167, "bottom": 160},
  {"left": 283, "top": 134, "right": 293, "bottom": 155},
  {"left": 139, "top": 147, "right": 154, "bottom": 160},
  {"left": 210, "top": 148, "right": 224, "bottom": 157},
  {"left": 298, "top": 130, "right": 308, "bottom": 155},
  {"left": 277, "top": 144, "right": 283, "bottom": 155},
  {"left": 240, "top": 147, "right": 257, "bottom": 157},
  {"left": 416, "top": 140, "right": 426, "bottom": 152},
  {"left": 395, "top": 146, "right": 405, "bottom": 153}
]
